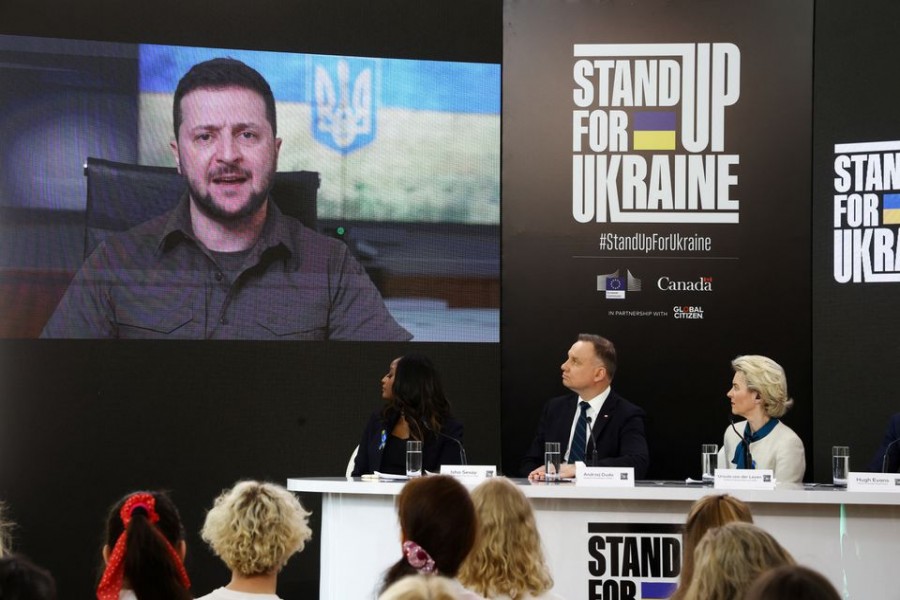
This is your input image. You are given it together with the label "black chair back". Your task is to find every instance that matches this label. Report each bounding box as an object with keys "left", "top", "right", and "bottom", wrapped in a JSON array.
[{"left": 84, "top": 157, "right": 319, "bottom": 258}]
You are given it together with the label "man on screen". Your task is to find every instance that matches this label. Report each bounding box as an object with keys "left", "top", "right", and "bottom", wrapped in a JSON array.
[
  {"left": 42, "top": 58, "right": 411, "bottom": 341},
  {"left": 521, "top": 334, "right": 649, "bottom": 479}
]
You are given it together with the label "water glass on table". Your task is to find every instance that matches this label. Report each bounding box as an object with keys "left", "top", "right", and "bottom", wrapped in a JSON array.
[{"left": 406, "top": 440, "right": 423, "bottom": 477}]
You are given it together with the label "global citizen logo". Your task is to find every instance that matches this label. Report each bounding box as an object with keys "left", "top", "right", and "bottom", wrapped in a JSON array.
[
  {"left": 674, "top": 306, "right": 704, "bottom": 319},
  {"left": 598, "top": 269, "right": 642, "bottom": 299},
  {"left": 657, "top": 276, "right": 713, "bottom": 291},
  {"left": 572, "top": 43, "right": 741, "bottom": 224}
]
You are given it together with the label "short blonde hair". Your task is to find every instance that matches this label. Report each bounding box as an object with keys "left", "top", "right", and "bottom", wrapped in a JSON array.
[
  {"left": 201, "top": 481, "right": 312, "bottom": 576},
  {"left": 684, "top": 522, "right": 794, "bottom": 600},
  {"left": 458, "top": 478, "right": 553, "bottom": 598},
  {"left": 378, "top": 575, "right": 459, "bottom": 600},
  {"left": 732, "top": 355, "right": 793, "bottom": 418}
]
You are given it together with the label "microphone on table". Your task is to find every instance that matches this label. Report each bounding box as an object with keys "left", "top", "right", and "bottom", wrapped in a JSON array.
[
  {"left": 882, "top": 437, "right": 900, "bottom": 473},
  {"left": 730, "top": 417, "right": 753, "bottom": 469},
  {"left": 586, "top": 415, "right": 599, "bottom": 467},
  {"left": 438, "top": 431, "right": 468, "bottom": 465},
  {"left": 421, "top": 420, "right": 467, "bottom": 466}
]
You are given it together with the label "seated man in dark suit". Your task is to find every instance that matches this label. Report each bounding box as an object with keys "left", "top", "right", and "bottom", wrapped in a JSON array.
[
  {"left": 867, "top": 412, "right": 900, "bottom": 472},
  {"left": 521, "top": 333, "right": 649, "bottom": 479}
]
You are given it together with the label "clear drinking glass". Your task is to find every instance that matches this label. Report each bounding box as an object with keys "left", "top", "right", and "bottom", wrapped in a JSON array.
[
  {"left": 701, "top": 444, "right": 718, "bottom": 481},
  {"left": 832, "top": 445, "right": 849, "bottom": 486},
  {"left": 406, "top": 440, "right": 423, "bottom": 477},
  {"left": 544, "top": 442, "right": 561, "bottom": 481}
]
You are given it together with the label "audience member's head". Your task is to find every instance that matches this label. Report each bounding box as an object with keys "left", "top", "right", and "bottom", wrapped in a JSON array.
[
  {"left": 671, "top": 494, "right": 753, "bottom": 600},
  {"left": 459, "top": 477, "right": 553, "bottom": 599},
  {"left": 744, "top": 564, "right": 841, "bottom": 600},
  {"left": 201, "top": 480, "right": 312, "bottom": 579},
  {"left": 381, "top": 476, "right": 477, "bottom": 594},
  {"left": 684, "top": 522, "right": 794, "bottom": 600},
  {"left": 0, "top": 554, "right": 57, "bottom": 600},
  {"left": 98, "top": 491, "right": 191, "bottom": 600},
  {"left": 388, "top": 354, "right": 452, "bottom": 441},
  {"left": 378, "top": 574, "right": 459, "bottom": 600}
]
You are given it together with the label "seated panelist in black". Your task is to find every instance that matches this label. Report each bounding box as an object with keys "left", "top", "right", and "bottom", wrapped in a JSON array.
[
  {"left": 352, "top": 354, "right": 464, "bottom": 476},
  {"left": 521, "top": 333, "right": 649, "bottom": 479},
  {"left": 868, "top": 412, "right": 900, "bottom": 472}
]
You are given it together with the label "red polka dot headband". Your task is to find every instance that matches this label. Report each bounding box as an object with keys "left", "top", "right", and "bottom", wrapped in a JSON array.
[{"left": 96, "top": 492, "right": 191, "bottom": 600}]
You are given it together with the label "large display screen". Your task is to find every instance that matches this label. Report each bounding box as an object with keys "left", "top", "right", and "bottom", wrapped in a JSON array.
[{"left": 0, "top": 35, "right": 500, "bottom": 341}]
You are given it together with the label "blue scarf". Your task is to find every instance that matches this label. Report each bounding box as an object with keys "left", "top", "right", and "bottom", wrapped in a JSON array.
[{"left": 732, "top": 418, "right": 780, "bottom": 469}]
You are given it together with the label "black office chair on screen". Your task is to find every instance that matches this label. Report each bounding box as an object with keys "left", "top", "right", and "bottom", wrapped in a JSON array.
[{"left": 83, "top": 157, "right": 320, "bottom": 258}]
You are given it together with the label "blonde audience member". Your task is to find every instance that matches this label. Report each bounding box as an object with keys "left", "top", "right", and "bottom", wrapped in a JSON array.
[
  {"left": 97, "top": 491, "right": 191, "bottom": 600},
  {"left": 670, "top": 494, "right": 753, "bottom": 600},
  {"left": 198, "top": 481, "right": 312, "bottom": 600},
  {"left": 459, "top": 478, "right": 559, "bottom": 599},
  {"left": 381, "top": 476, "right": 483, "bottom": 599},
  {"left": 379, "top": 574, "right": 460, "bottom": 600},
  {"left": 744, "top": 564, "right": 841, "bottom": 600},
  {"left": 683, "top": 522, "right": 794, "bottom": 600}
]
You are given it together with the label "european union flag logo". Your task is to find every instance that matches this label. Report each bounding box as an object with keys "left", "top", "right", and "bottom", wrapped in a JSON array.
[{"left": 632, "top": 111, "right": 676, "bottom": 151}]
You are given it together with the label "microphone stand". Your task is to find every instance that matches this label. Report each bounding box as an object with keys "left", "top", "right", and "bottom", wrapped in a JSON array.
[
  {"left": 730, "top": 418, "right": 753, "bottom": 469},
  {"left": 882, "top": 437, "right": 900, "bottom": 473}
]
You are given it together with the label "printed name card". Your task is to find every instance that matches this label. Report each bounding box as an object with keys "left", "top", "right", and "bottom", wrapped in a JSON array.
[
  {"left": 847, "top": 472, "right": 900, "bottom": 492},
  {"left": 713, "top": 469, "right": 775, "bottom": 490},
  {"left": 440, "top": 464, "right": 497, "bottom": 482},
  {"left": 575, "top": 463, "right": 635, "bottom": 487}
]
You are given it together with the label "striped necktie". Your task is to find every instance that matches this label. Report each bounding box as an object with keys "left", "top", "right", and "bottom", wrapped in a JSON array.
[{"left": 569, "top": 401, "right": 591, "bottom": 463}]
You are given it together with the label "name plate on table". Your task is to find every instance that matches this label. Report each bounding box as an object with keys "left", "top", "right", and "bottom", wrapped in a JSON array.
[
  {"left": 714, "top": 469, "right": 775, "bottom": 490},
  {"left": 847, "top": 472, "right": 900, "bottom": 492},
  {"left": 441, "top": 464, "right": 497, "bottom": 482},
  {"left": 575, "top": 463, "right": 635, "bottom": 487}
]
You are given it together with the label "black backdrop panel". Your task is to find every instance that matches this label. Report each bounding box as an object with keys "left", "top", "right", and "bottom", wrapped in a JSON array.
[
  {"left": 0, "top": 341, "right": 500, "bottom": 596},
  {"left": 502, "top": 0, "right": 813, "bottom": 479},
  {"left": 0, "top": 1, "right": 502, "bottom": 597},
  {"left": 812, "top": 0, "right": 900, "bottom": 481}
]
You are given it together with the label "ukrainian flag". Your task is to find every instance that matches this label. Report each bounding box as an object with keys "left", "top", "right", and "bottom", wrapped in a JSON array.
[
  {"left": 135, "top": 44, "right": 500, "bottom": 225},
  {"left": 632, "top": 111, "right": 676, "bottom": 151},
  {"left": 883, "top": 194, "right": 900, "bottom": 224}
]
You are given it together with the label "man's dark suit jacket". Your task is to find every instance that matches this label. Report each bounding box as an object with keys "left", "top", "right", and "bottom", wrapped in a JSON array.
[
  {"left": 520, "top": 390, "right": 649, "bottom": 478},
  {"left": 868, "top": 412, "right": 900, "bottom": 472}
]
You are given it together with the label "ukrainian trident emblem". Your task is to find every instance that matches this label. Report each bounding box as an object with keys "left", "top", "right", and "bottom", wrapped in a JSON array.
[{"left": 313, "top": 57, "right": 378, "bottom": 154}]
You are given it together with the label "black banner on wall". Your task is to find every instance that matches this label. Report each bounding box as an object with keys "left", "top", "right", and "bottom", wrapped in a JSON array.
[
  {"left": 502, "top": 0, "right": 813, "bottom": 478},
  {"left": 812, "top": 0, "right": 900, "bottom": 482}
]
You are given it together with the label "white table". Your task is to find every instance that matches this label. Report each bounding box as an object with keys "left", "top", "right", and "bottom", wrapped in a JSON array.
[{"left": 287, "top": 477, "right": 900, "bottom": 599}]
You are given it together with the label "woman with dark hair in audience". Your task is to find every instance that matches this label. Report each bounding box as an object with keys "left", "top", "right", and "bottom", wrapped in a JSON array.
[
  {"left": 97, "top": 491, "right": 191, "bottom": 600},
  {"left": 380, "top": 476, "right": 483, "bottom": 599},
  {"left": 0, "top": 554, "right": 57, "bottom": 600},
  {"left": 458, "top": 477, "right": 560, "bottom": 599},
  {"left": 683, "top": 522, "right": 794, "bottom": 600},
  {"left": 744, "top": 564, "right": 841, "bottom": 600},
  {"left": 197, "top": 480, "right": 312, "bottom": 599},
  {"left": 352, "top": 354, "right": 464, "bottom": 476},
  {"left": 669, "top": 494, "right": 753, "bottom": 600}
]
